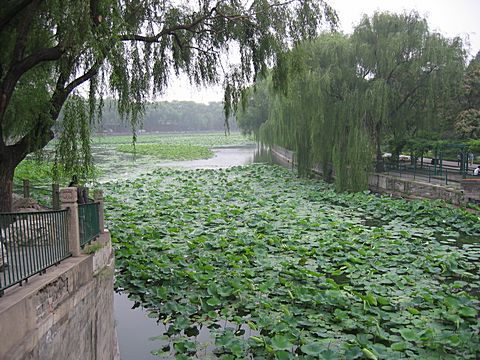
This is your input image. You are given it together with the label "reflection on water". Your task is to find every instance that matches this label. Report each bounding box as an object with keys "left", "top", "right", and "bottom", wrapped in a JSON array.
[
  {"left": 158, "top": 145, "right": 257, "bottom": 169},
  {"left": 115, "top": 293, "right": 160, "bottom": 360},
  {"left": 115, "top": 293, "right": 259, "bottom": 360}
]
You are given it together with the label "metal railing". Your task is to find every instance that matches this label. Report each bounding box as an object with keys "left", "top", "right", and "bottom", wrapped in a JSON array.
[
  {"left": 13, "top": 180, "right": 60, "bottom": 210},
  {"left": 384, "top": 162, "right": 478, "bottom": 185},
  {"left": 0, "top": 210, "right": 71, "bottom": 295},
  {"left": 78, "top": 202, "right": 100, "bottom": 247}
]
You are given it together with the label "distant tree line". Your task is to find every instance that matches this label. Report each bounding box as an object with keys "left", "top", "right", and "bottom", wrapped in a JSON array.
[{"left": 98, "top": 100, "right": 237, "bottom": 133}]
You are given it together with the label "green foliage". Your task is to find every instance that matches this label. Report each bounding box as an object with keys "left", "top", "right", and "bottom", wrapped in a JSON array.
[
  {"left": 54, "top": 95, "right": 94, "bottom": 183},
  {"left": 1, "top": 1, "right": 338, "bottom": 147},
  {"left": 99, "top": 100, "right": 236, "bottom": 133},
  {"left": 13, "top": 159, "right": 72, "bottom": 186},
  {"left": 455, "top": 109, "right": 480, "bottom": 138},
  {"left": 260, "top": 33, "right": 373, "bottom": 191},
  {"left": 236, "top": 79, "right": 271, "bottom": 140},
  {"left": 83, "top": 243, "right": 103, "bottom": 254},
  {"left": 116, "top": 143, "right": 214, "bottom": 161},
  {"left": 105, "top": 164, "right": 480, "bottom": 359},
  {"left": 455, "top": 52, "right": 480, "bottom": 139},
  {"left": 14, "top": 160, "right": 56, "bottom": 185},
  {"left": 0, "top": 0, "right": 337, "bottom": 211},
  {"left": 243, "top": 11, "right": 467, "bottom": 191},
  {"left": 467, "top": 139, "right": 480, "bottom": 153}
]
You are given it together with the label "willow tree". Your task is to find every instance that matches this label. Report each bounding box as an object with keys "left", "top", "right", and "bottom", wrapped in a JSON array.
[
  {"left": 235, "top": 78, "right": 271, "bottom": 140},
  {"left": 455, "top": 51, "right": 480, "bottom": 139},
  {"left": 251, "top": 11, "right": 466, "bottom": 191},
  {"left": 0, "top": 0, "right": 338, "bottom": 212},
  {"left": 352, "top": 12, "right": 465, "bottom": 170},
  {"left": 260, "top": 33, "right": 373, "bottom": 191}
]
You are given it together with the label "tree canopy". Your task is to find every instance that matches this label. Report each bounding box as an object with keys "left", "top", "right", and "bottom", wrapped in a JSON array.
[
  {"left": 238, "top": 11, "right": 468, "bottom": 192},
  {"left": 455, "top": 51, "right": 480, "bottom": 138},
  {"left": 0, "top": 0, "right": 337, "bottom": 212}
]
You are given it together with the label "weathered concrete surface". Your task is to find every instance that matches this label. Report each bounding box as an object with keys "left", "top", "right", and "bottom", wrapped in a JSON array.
[
  {"left": 461, "top": 179, "right": 480, "bottom": 204},
  {"left": 368, "top": 173, "right": 465, "bottom": 205},
  {"left": 0, "top": 232, "right": 119, "bottom": 360}
]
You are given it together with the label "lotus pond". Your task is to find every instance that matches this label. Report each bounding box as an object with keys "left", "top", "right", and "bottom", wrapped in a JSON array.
[
  {"left": 116, "top": 143, "right": 215, "bottom": 161},
  {"left": 91, "top": 132, "right": 255, "bottom": 183},
  {"left": 105, "top": 164, "right": 480, "bottom": 359},
  {"left": 93, "top": 132, "right": 254, "bottom": 147}
]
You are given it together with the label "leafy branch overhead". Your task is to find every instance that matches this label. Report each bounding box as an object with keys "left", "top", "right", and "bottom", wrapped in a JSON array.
[{"left": 0, "top": 0, "right": 337, "bottom": 212}]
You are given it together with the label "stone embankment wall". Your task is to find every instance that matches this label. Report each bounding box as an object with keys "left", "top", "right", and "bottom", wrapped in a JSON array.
[
  {"left": 0, "top": 232, "right": 119, "bottom": 360},
  {"left": 271, "top": 146, "right": 478, "bottom": 205},
  {"left": 367, "top": 173, "right": 465, "bottom": 205}
]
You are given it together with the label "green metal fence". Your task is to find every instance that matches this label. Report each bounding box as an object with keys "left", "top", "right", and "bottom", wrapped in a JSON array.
[
  {"left": 78, "top": 202, "right": 100, "bottom": 247},
  {"left": 385, "top": 162, "right": 477, "bottom": 185},
  {"left": 0, "top": 210, "right": 71, "bottom": 296},
  {"left": 13, "top": 180, "right": 60, "bottom": 210}
]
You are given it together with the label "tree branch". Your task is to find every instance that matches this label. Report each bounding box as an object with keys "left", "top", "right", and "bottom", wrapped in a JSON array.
[
  {"left": 0, "top": 45, "right": 63, "bottom": 123},
  {"left": 389, "top": 67, "right": 436, "bottom": 117},
  {"left": 11, "top": 0, "right": 41, "bottom": 63},
  {"left": 64, "top": 63, "right": 101, "bottom": 96},
  {"left": 10, "top": 61, "right": 101, "bottom": 156},
  {"left": 120, "top": 6, "right": 251, "bottom": 44},
  {"left": 0, "top": 0, "right": 39, "bottom": 32}
]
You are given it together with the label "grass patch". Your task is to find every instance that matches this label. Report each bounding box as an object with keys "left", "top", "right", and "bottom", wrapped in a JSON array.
[
  {"left": 83, "top": 242, "right": 103, "bottom": 254},
  {"left": 14, "top": 159, "right": 102, "bottom": 186},
  {"left": 14, "top": 159, "right": 59, "bottom": 184}
]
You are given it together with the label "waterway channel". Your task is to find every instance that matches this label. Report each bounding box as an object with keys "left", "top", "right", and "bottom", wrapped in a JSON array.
[
  {"left": 96, "top": 145, "right": 259, "bottom": 183},
  {"left": 111, "top": 144, "right": 480, "bottom": 359},
  {"left": 113, "top": 144, "right": 261, "bottom": 360}
]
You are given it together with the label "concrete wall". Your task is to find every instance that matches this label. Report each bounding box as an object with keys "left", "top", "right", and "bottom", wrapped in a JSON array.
[
  {"left": 368, "top": 173, "right": 465, "bottom": 205},
  {"left": 271, "top": 146, "right": 470, "bottom": 205},
  {"left": 0, "top": 232, "right": 119, "bottom": 360},
  {"left": 461, "top": 179, "right": 480, "bottom": 204}
]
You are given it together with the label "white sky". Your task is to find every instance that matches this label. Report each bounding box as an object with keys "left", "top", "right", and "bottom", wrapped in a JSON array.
[{"left": 160, "top": 0, "right": 480, "bottom": 103}]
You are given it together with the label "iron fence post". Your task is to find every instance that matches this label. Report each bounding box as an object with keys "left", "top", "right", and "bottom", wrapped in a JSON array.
[
  {"left": 94, "top": 190, "right": 105, "bottom": 234},
  {"left": 60, "top": 187, "right": 81, "bottom": 257}
]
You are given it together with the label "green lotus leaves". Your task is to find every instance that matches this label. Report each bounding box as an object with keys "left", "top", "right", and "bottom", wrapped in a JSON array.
[
  {"left": 271, "top": 335, "right": 294, "bottom": 351},
  {"left": 105, "top": 164, "right": 480, "bottom": 359}
]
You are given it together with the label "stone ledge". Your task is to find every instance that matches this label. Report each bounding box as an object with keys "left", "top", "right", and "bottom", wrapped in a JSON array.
[
  {"left": 91, "top": 231, "right": 114, "bottom": 274},
  {"left": 0, "top": 255, "right": 92, "bottom": 359}
]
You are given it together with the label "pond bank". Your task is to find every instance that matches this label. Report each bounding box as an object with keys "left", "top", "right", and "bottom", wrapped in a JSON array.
[{"left": 270, "top": 146, "right": 475, "bottom": 206}]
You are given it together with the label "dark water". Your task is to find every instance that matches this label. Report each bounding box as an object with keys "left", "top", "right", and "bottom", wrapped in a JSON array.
[
  {"left": 115, "top": 292, "right": 259, "bottom": 360},
  {"left": 115, "top": 293, "right": 161, "bottom": 360}
]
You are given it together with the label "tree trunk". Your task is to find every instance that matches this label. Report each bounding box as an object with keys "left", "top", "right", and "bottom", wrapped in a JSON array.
[
  {"left": 0, "top": 141, "right": 28, "bottom": 213},
  {"left": 0, "top": 158, "right": 16, "bottom": 213},
  {"left": 374, "top": 122, "right": 384, "bottom": 173}
]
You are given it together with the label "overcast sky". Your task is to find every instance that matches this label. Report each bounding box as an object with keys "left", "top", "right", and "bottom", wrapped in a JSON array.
[{"left": 160, "top": 0, "right": 480, "bottom": 103}]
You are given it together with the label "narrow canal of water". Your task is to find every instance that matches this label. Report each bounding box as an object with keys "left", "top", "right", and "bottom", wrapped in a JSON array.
[
  {"left": 96, "top": 145, "right": 258, "bottom": 183},
  {"left": 113, "top": 145, "right": 261, "bottom": 359}
]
